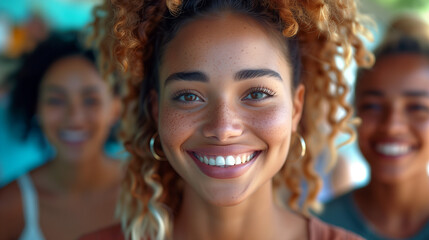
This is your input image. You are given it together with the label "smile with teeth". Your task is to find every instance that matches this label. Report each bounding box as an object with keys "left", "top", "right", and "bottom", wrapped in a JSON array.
[
  {"left": 375, "top": 143, "right": 412, "bottom": 156},
  {"left": 59, "top": 130, "right": 89, "bottom": 143},
  {"left": 192, "top": 151, "right": 258, "bottom": 167}
]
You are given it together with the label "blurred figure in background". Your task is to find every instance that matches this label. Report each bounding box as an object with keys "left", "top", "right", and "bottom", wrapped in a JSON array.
[
  {"left": 0, "top": 32, "right": 123, "bottom": 240},
  {"left": 317, "top": 15, "right": 429, "bottom": 240}
]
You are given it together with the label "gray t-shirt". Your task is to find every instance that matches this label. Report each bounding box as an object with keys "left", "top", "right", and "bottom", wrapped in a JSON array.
[{"left": 317, "top": 190, "right": 429, "bottom": 240}]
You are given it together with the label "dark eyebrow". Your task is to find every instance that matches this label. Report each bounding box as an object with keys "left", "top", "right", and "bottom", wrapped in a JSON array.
[
  {"left": 359, "top": 90, "right": 429, "bottom": 98},
  {"left": 164, "top": 71, "right": 208, "bottom": 86},
  {"left": 164, "top": 69, "right": 282, "bottom": 87},
  {"left": 82, "top": 86, "right": 101, "bottom": 95},
  {"left": 403, "top": 90, "right": 429, "bottom": 98},
  {"left": 43, "top": 85, "right": 102, "bottom": 95},
  {"left": 43, "top": 85, "right": 65, "bottom": 94},
  {"left": 234, "top": 69, "right": 282, "bottom": 81}
]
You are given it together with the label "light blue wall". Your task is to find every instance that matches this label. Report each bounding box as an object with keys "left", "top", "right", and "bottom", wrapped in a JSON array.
[{"left": 0, "top": 0, "right": 100, "bottom": 29}]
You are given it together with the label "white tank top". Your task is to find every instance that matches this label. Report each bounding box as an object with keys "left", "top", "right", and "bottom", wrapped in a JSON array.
[{"left": 17, "top": 174, "right": 45, "bottom": 240}]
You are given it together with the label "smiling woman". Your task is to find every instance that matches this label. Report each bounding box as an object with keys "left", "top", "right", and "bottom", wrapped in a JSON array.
[
  {"left": 0, "top": 32, "right": 123, "bottom": 240},
  {"left": 83, "top": 0, "right": 373, "bottom": 239},
  {"left": 317, "top": 15, "right": 429, "bottom": 240}
]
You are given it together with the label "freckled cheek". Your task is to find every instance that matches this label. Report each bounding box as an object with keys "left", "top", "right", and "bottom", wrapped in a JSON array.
[
  {"left": 245, "top": 106, "right": 291, "bottom": 141},
  {"left": 158, "top": 105, "right": 197, "bottom": 152}
]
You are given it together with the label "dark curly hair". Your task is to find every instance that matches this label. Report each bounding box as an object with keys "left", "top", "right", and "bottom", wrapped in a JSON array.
[
  {"left": 355, "top": 15, "right": 429, "bottom": 96},
  {"left": 7, "top": 31, "right": 116, "bottom": 143}
]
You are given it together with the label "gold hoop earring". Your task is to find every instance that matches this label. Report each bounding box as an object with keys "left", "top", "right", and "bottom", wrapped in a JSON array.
[
  {"left": 295, "top": 132, "right": 306, "bottom": 161},
  {"left": 149, "top": 132, "right": 163, "bottom": 161}
]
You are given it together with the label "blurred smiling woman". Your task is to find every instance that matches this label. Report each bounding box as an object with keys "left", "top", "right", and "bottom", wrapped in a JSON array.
[
  {"left": 0, "top": 32, "right": 123, "bottom": 240},
  {"left": 318, "top": 15, "right": 429, "bottom": 240}
]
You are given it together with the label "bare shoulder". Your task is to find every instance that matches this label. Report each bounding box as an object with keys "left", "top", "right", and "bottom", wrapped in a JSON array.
[
  {"left": 308, "top": 217, "right": 364, "bottom": 240},
  {"left": 79, "top": 223, "right": 125, "bottom": 240},
  {"left": 0, "top": 180, "right": 24, "bottom": 240}
]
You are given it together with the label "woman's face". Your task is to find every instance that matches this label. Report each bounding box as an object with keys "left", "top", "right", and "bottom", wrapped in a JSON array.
[
  {"left": 356, "top": 54, "right": 429, "bottom": 183},
  {"left": 37, "top": 56, "right": 119, "bottom": 162},
  {"left": 153, "top": 13, "right": 304, "bottom": 206}
]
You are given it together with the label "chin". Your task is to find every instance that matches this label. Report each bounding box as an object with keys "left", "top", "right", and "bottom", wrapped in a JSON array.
[
  {"left": 198, "top": 183, "right": 253, "bottom": 207},
  {"left": 371, "top": 168, "right": 417, "bottom": 184}
]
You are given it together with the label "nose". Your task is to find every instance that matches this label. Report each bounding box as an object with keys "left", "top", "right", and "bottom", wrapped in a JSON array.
[
  {"left": 202, "top": 101, "right": 243, "bottom": 142},
  {"left": 381, "top": 105, "right": 407, "bottom": 135},
  {"left": 66, "top": 102, "right": 85, "bottom": 126}
]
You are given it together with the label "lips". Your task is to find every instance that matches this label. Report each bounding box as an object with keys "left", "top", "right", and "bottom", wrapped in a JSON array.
[{"left": 188, "top": 149, "right": 261, "bottom": 179}]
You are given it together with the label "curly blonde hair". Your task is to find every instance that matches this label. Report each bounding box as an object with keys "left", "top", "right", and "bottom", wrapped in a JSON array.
[{"left": 90, "top": 0, "right": 373, "bottom": 239}]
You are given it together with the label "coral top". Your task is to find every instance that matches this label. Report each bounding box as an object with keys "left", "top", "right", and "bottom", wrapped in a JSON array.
[
  {"left": 80, "top": 217, "right": 364, "bottom": 240},
  {"left": 308, "top": 216, "right": 364, "bottom": 240}
]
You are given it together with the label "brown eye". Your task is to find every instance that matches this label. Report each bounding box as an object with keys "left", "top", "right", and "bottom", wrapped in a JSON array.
[
  {"left": 173, "top": 92, "right": 203, "bottom": 103},
  {"left": 184, "top": 94, "right": 197, "bottom": 101},
  {"left": 359, "top": 103, "right": 382, "bottom": 112},
  {"left": 408, "top": 104, "right": 429, "bottom": 112},
  {"left": 84, "top": 97, "right": 100, "bottom": 106}
]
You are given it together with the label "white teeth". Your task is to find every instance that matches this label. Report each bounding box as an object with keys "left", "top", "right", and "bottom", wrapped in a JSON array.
[
  {"left": 225, "top": 156, "right": 235, "bottom": 166},
  {"left": 194, "top": 152, "right": 258, "bottom": 167},
  {"left": 376, "top": 143, "right": 411, "bottom": 156},
  {"left": 216, "top": 156, "right": 226, "bottom": 166},
  {"left": 60, "top": 130, "right": 88, "bottom": 142},
  {"left": 235, "top": 156, "right": 241, "bottom": 165}
]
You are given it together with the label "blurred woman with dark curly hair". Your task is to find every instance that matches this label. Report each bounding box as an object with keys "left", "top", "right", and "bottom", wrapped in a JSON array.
[
  {"left": 82, "top": 0, "right": 373, "bottom": 239},
  {"left": 0, "top": 32, "right": 123, "bottom": 240}
]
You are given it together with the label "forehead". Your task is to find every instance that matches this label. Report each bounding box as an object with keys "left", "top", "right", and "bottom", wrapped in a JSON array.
[
  {"left": 159, "top": 13, "right": 290, "bottom": 84},
  {"left": 357, "top": 54, "right": 429, "bottom": 96},
  {"left": 42, "top": 56, "right": 106, "bottom": 92}
]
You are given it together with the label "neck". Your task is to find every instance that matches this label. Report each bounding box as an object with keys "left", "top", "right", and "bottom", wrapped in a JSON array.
[
  {"left": 46, "top": 150, "right": 112, "bottom": 193},
  {"left": 360, "top": 171, "right": 429, "bottom": 216},
  {"left": 174, "top": 181, "right": 299, "bottom": 240}
]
